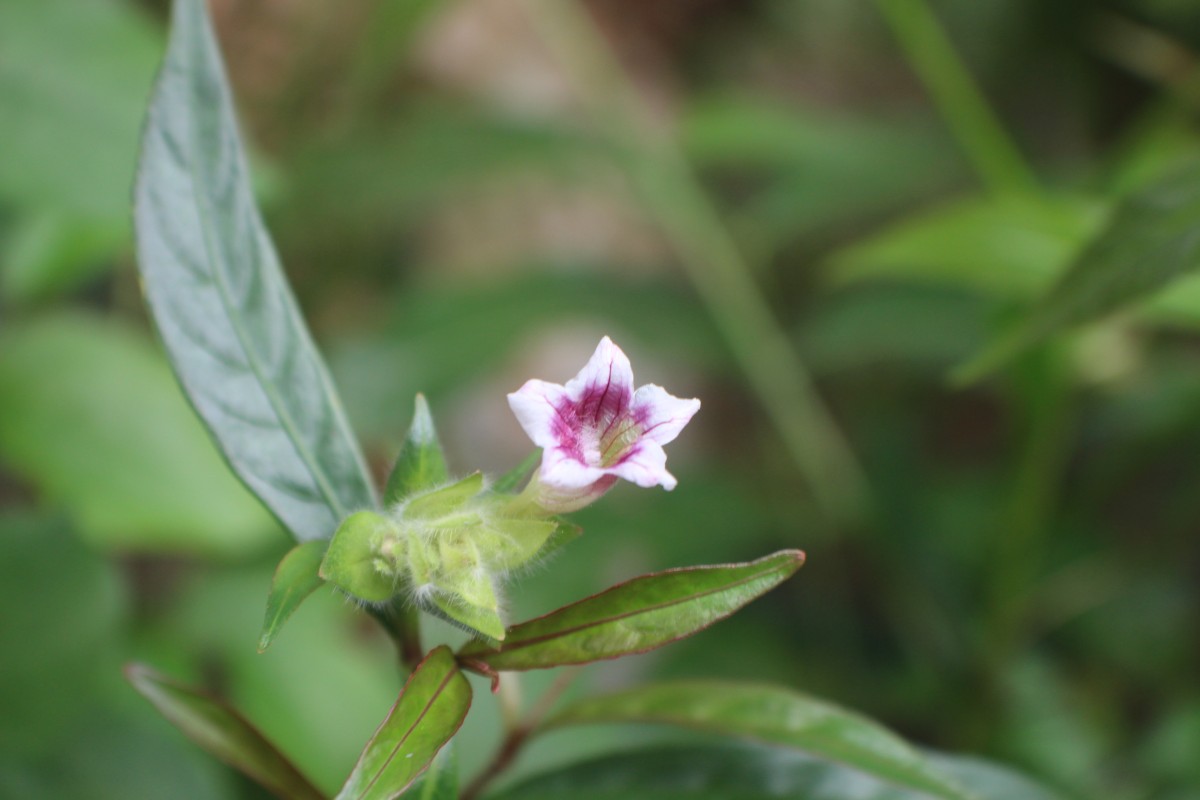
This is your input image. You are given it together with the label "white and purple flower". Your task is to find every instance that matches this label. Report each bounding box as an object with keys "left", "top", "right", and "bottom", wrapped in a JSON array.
[{"left": 508, "top": 336, "right": 700, "bottom": 513}]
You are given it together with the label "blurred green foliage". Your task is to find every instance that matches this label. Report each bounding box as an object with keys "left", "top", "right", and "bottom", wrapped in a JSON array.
[{"left": 2, "top": 0, "right": 1199, "bottom": 798}]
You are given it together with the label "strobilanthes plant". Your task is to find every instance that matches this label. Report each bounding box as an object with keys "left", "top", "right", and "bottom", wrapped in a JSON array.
[{"left": 124, "top": 2, "right": 1072, "bottom": 798}]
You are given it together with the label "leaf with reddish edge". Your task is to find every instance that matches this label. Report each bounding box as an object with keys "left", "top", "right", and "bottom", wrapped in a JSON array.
[
  {"left": 541, "top": 681, "right": 976, "bottom": 800},
  {"left": 335, "top": 646, "right": 472, "bottom": 800},
  {"left": 457, "top": 550, "right": 804, "bottom": 674},
  {"left": 259, "top": 539, "right": 327, "bottom": 652},
  {"left": 124, "top": 663, "right": 326, "bottom": 800}
]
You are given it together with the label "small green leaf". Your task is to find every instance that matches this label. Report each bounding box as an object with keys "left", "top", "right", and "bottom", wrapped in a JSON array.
[
  {"left": 956, "top": 161, "right": 1200, "bottom": 382},
  {"left": 492, "top": 449, "right": 542, "bottom": 494},
  {"left": 134, "top": 0, "right": 377, "bottom": 543},
  {"left": 544, "top": 682, "right": 972, "bottom": 800},
  {"left": 384, "top": 395, "right": 449, "bottom": 505},
  {"left": 320, "top": 511, "right": 398, "bottom": 604},
  {"left": 403, "top": 472, "right": 485, "bottom": 519},
  {"left": 457, "top": 550, "right": 804, "bottom": 671},
  {"left": 124, "top": 663, "right": 326, "bottom": 800},
  {"left": 423, "top": 588, "right": 507, "bottom": 642},
  {"left": 259, "top": 540, "right": 327, "bottom": 652},
  {"left": 491, "top": 744, "right": 1063, "bottom": 800},
  {"left": 335, "top": 646, "right": 472, "bottom": 800}
]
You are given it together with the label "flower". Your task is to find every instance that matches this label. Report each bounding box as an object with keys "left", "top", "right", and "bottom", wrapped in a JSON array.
[{"left": 508, "top": 336, "right": 700, "bottom": 513}]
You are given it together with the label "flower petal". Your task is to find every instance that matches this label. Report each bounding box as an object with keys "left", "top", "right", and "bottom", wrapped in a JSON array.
[
  {"left": 631, "top": 384, "right": 701, "bottom": 446},
  {"left": 563, "top": 336, "right": 635, "bottom": 426},
  {"left": 610, "top": 440, "right": 677, "bottom": 490},
  {"left": 507, "top": 379, "right": 571, "bottom": 450},
  {"left": 541, "top": 446, "right": 608, "bottom": 489}
]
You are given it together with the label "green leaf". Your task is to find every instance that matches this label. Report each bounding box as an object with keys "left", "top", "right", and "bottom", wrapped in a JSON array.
[
  {"left": 133, "top": 0, "right": 377, "bottom": 543},
  {"left": 956, "top": 162, "right": 1200, "bottom": 381},
  {"left": 490, "top": 744, "right": 1064, "bottom": 800},
  {"left": 406, "top": 744, "right": 457, "bottom": 800},
  {"left": 0, "top": 211, "right": 127, "bottom": 303},
  {"left": 0, "top": 313, "right": 278, "bottom": 557},
  {"left": 384, "top": 395, "right": 449, "bottom": 505},
  {"left": 825, "top": 195, "right": 1105, "bottom": 301},
  {"left": 124, "top": 663, "right": 326, "bottom": 800},
  {"left": 543, "top": 681, "right": 972, "bottom": 800},
  {"left": 457, "top": 550, "right": 804, "bottom": 671},
  {"left": 335, "top": 646, "right": 471, "bottom": 800},
  {"left": 0, "top": 0, "right": 158, "bottom": 220},
  {"left": 320, "top": 511, "right": 399, "bottom": 604},
  {"left": 492, "top": 449, "right": 542, "bottom": 495},
  {"left": 258, "top": 540, "right": 327, "bottom": 652}
]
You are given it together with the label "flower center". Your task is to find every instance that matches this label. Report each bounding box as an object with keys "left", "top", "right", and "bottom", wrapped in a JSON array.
[{"left": 597, "top": 414, "right": 641, "bottom": 467}]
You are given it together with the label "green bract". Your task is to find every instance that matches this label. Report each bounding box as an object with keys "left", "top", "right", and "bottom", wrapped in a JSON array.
[{"left": 321, "top": 448, "right": 560, "bottom": 641}]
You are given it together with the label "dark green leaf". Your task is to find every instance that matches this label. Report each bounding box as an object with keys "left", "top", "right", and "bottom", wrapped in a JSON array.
[
  {"left": 0, "top": 314, "right": 277, "bottom": 556},
  {"left": 124, "top": 663, "right": 326, "bottom": 800},
  {"left": 384, "top": 395, "right": 448, "bottom": 505},
  {"left": 957, "top": 162, "right": 1200, "bottom": 381},
  {"left": 457, "top": 550, "right": 804, "bottom": 671},
  {"left": 543, "top": 682, "right": 971, "bottom": 800},
  {"left": 133, "top": 0, "right": 377, "bottom": 543},
  {"left": 258, "top": 540, "right": 327, "bottom": 652},
  {"left": 490, "top": 744, "right": 1063, "bottom": 800},
  {"left": 335, "top": 646, "right": 471, "bottom": 800},
  {"left": 492, "top": 450, "right": 541, "bottom": 495}
]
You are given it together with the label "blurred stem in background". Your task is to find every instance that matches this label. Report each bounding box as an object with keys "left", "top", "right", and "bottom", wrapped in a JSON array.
[
  {"left": 522, "top": 0, "right": 870, "bottom": 529},
  {"left": 872, "top": 0, "right": 1042, "bottom": 199}
]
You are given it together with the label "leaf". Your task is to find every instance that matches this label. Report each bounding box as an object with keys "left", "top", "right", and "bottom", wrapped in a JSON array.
[
  {"left": 335, "top": 647, "right": 471, "bottom": 800},
  {"left": 258, "top": 540, "right": 327, "bottom": 652},
  {"left": 406, "top": 744, "right": 457, "bottom": 800},
  {"left": 0, "top": 0, "right": 158, "bottom": 220},
  {"left": 825, "top": 195, "right": 1105, "bottom": 301},
  {"left": 457, "top": 550, "right": 804, "bottom": 671},
  {"left": 124, "top": 663, "right": 326, "bottom": 800},
  {"left": 0, "top": 313, "right": 278, "bottom": 557},
  {"left": 490, "top": 743, "right": 1064, "bottom": 800},
  {"left": 133, "top": 0, "right": 377, "bottom": 543},
  {"left": 956, "top": 162, "right": 1200, "bottom": 381},
  {"left": 384, "top": 395, "right": 449, "bottom": 505},
  {"left": 543, "top": 681, "right": 972, "bottom": 800}
]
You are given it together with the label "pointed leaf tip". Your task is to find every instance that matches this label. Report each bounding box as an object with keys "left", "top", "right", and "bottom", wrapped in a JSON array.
[
  {"left": 258, "top": 540, "right": 327, "bottom": 652},
  {"left": 458, "top": 549, "right": 804, "bottom": 672}
]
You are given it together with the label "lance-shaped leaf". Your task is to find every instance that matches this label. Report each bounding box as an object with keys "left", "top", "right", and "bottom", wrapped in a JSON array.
[
  {"left": 335, "top": 646, "right": 471, "bottom": 800},
  {"left": 124, "top": 663, "right": 326, "bottom": 800},
  {"left": 133, "top": 0, "right": 377, "bottom": 543},
  {"left": 259, "top": 540, "right": 327, "bottom": 652},
  {"left": 956, "top": 161, "right": 1200, "bottom": 382},
  {"left": 458, "top": 550, "right": 804, "bottom": 671},
  {"left": 491, "top": 744, "right": 1063, "bottom": 800},
  {"left": 542, "top": 681, "right": 973, "bottom": 800},
  {"left": 384, "top": 395, "right": 448, "bottom": 505}
]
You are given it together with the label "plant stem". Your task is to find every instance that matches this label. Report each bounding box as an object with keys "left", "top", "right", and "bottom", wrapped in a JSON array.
[
  {"left": 461, "top": 669, "right": 580, "bottom": 800},
  {"left": 873, "top": 0, "right": 1041, "bottom": 198},
  {"left": 369, "top": 602, "right": 423, "bottom": 672},
  {"left": 521, "top": 0, "right": 869, "bottom": 526}
]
